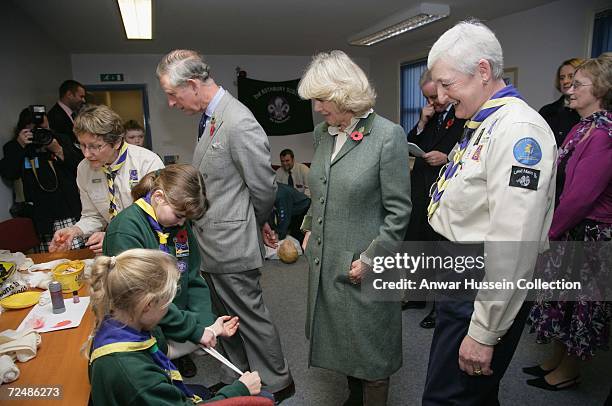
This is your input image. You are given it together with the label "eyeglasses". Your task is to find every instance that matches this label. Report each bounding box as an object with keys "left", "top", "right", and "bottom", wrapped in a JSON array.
[
  {"left": 79, "top": 143, "right": 109, "bottom": 153},
  {"left": 569, "top": 81, "right": 593, "bottom": 89}
]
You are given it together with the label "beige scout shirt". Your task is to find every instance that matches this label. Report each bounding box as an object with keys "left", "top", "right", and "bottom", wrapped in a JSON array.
[
  {"left": 275, "top": 162, "right": 311, "bottom": 197},
  {"left": 74, "top": 144, "right": 164, "bottom": 237},
  {"left": 429, "top": 98, "right": 557, "bottom": 346}
]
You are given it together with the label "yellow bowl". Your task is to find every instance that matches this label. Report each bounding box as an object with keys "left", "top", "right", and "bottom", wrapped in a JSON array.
[
  {"left": 0, "top": 291, "right": 41, "bottom": 309},
  {"left": 52, "top": 260, "right": 85, "bottom": 293},
  {"left": 0, "top": 261, "right": 16, "bottom": 284}
]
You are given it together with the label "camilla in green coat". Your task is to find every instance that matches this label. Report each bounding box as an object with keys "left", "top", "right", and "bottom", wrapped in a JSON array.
[{"left": 298, "top": 51, "right": 411, "bottom": 405}]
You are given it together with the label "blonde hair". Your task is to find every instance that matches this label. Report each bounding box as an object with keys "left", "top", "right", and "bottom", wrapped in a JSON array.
[
  {"left": 575, "top": 54, "right": 612, "bottom": 110},
  {"left": 131, "top": 164, "right": 207, "bottom": 220},
  {"left": 156, "top": 49, "right": 211, "bottom": 87},
  {"left": 298, "top": 50, "right": 376, "bottom": 115},
  {"left": 555, "top": 58, "right": 584, "bottom": 92},
  {"left": 84, "top": 249, "right": 179, "bottom": 357},
  {"left": 74, "top": 104, "right": 124, "bottom": 145}
]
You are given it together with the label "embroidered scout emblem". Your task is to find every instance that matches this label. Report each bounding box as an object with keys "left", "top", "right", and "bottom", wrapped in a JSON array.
[
  {"left": 513, "top": 138, "right": 542, "bottom": 166},
  {"left": 177, "top": 260, "right": 188, "bottom": 273},
  {"left": 129, "top": 169, "right": 139, "bottom": 188},
  {"left": 471, "top": 145, "right": 483, "bottom": 161},
  {"left": 509, "top": 166, "right": 540, "bottom": 190},
  {"left": 174, "top": 229, "right": 190, "bottom": 258}
]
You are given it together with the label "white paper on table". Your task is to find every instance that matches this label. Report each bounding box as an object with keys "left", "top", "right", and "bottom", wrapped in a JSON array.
[
  {"left": 17, "top": 297, "right": 90, "bottom": 333},
  {"left": 408, "top": 142, "right": 426, "bottom": 158}
]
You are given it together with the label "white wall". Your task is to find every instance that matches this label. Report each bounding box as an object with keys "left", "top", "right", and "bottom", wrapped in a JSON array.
[
  {"left": 370, "top": 0, "right": 610, "bottom": 123},
  {"left": 0, "top": 4, "right": 72, "bottom": 221},
  {"left": 71, "top": 54, "right": 370, "bottom": 166}
]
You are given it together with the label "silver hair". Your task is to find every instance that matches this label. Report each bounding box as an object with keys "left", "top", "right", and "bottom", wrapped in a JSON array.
[
  {"left": 156, "top": 49, "right": 211, "bottom": 87},
  {"left": 428, "top": 19, "right": 504, "bottom": 80}
]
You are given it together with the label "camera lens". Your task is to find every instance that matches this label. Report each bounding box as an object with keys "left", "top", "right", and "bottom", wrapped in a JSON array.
[{"left": 32, "top": 128, "right": 54, "bottom": 146}]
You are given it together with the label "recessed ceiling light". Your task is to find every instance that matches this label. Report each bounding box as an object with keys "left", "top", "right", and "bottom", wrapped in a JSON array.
[{"left": 117, "top": 0, "right": 152, "bottom": 40}]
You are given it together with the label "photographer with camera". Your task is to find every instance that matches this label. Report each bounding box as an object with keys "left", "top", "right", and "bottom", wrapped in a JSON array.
[{"left": 0, "top": 106, "right": 84, "bottom": 251}]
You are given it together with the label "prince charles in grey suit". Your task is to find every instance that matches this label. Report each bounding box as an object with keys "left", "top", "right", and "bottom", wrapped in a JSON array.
[{"left": 157, "top": 50, "right": 294, "bottom": 400}]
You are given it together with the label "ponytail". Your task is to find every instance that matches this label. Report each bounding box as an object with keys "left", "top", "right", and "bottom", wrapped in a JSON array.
[
  {"left": 82, "top": 249, "right": 180, "bottom": 359},
  {"left": 131, "top": 170, "right": 158, "bottom": 201}
]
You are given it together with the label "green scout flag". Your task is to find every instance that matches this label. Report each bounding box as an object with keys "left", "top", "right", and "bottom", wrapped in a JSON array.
[{"left": 238, "top": 77, "right": 313, "bottom": 136}]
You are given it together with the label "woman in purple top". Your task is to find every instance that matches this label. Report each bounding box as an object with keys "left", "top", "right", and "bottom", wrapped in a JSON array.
[{"left": 527, "top": 54, "right": 612, "bottom": 392}]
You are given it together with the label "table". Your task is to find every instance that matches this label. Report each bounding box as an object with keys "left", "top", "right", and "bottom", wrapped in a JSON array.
[{"left": 0, "top": 249, "right": 94, "bottom": 405}]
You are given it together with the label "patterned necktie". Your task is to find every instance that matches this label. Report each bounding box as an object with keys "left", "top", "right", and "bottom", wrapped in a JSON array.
[
  {"left": 197, "top": 112, "right": 209, "bottom": 141},
  {"left": 135, "top": 192, "right": 170, "bottom": 253},
  {"left": 427, "top": 85, "right": 523, "bottom": 219},
  {"left": 102, "top": 142, "right": 128, "bottom": 219},
  {"left": 288, "top": 170, "right": 294, "bottom": 187}
]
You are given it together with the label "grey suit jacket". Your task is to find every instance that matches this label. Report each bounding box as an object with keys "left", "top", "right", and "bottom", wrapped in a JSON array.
[{"left": 192, "top": 92, "right": 277, "bottom": 273}]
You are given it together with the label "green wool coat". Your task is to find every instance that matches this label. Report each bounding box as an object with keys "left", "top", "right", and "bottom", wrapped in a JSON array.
[
  {"left": 302, "top": 113, "right": 412, "bottom": 380},
  {"left": 103, "top": 204, "right": 216, "bottom": 343}
]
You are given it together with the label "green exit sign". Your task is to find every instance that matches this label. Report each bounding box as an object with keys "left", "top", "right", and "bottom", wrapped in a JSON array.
[{"left": 100, "top": 73, "right": 124, "bottom": 82}]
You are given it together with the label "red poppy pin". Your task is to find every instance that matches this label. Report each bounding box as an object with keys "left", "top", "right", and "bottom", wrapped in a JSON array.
[
  {"left": 350, "top": 126, "right": 365, "bottom": 141},
  {"left": 445, "top": 118, "right": 455, "bottom": 129},
  {"left": 175, "top": 229, "right": 188, "bottom": 244},
  {"left": 209, "top": 117, "right": 216, "bottom": 137}
]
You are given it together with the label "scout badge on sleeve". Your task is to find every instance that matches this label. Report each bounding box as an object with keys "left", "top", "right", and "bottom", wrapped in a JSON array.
[
  {"left": 513, "top": 137, "right": 542, "bottom": 166},
  {"left": 129, "top": 169, "right": 139, "bottom": 188},
  {"left": 509, "top": 166, "right": 540, "bottom": 190}
]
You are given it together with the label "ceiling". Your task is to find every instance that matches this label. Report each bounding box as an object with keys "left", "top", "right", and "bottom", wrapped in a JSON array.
[{"left": 11, "top": 0, "right": 555, "bottom": 57}]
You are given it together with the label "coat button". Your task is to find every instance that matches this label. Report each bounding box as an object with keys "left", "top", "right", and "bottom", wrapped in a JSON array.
[
  {"left": 314, "top": 257, "right": 320, "bottom": 265},
  {"left": 317, "top": 237, "right": 321, "bottom": 245},
  {"left": 321, "top": 176, "right": 327, "bottom": 184},
  {"left": 203, "top": 173, "right": 208, "bottom": 179},
  {"left": 319, "top": 197, "right": 325, "bottom": 204},
  {"left": 317, "top": 217, "right": 323, "bottom": 224}
]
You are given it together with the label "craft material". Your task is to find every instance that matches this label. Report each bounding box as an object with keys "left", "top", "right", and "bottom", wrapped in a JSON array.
[{"left": 48, "top": 281, "right": 66, "bottom": 314}]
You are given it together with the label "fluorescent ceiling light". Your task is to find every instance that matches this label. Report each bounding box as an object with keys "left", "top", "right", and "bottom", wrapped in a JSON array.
[
  {"left": 117, "top": 0, "right": 152, "bottom": 39},
  {"left": 349, "top": 3, "right": 450, "bottom": 46}
]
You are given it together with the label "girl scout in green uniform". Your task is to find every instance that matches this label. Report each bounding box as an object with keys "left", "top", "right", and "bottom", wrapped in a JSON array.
[
  {"left": 87, "top": 249, "right": 261, "bottom": 405},
  {"left": 103, "top": 164, "right": 236, "bottom": 356}
]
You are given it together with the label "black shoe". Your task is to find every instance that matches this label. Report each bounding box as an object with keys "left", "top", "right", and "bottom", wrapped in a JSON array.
[
  {"left": 175, "top": 354, "right": 197, "bottom": 378},
  {"left": 526, "top": 376, "right": 580, "bottom": 391},
  {"left": 401, "top": 300, "right": 426, "bottom": 310},
  {"left": 343, "top": 376, "right": 363, "bottom": 406},
  {"left": 522, "top": 365, "right": 554, "bottom": 377},
  {"left": 273, "top": 381, "right": 295, "bottom": 404},
  {"left": 419, "top": 310, "right": 436, "bottom": 329}
]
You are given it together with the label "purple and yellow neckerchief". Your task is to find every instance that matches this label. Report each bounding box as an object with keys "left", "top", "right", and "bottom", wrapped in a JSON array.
[
  {"left": 102, "top": 141, "right": 129, "bottom": 219},
  {"left": 135, "top": 191, "right": 170, "bottom": 253},
  {"left": 427, "top": 85, "right": 524, "bottom": 218},
  {"left": 90, "top": 317, "right": 201, "bottom": 403},
  {"left": 557, "top": 110, "right": 612, "bottom": 164}
]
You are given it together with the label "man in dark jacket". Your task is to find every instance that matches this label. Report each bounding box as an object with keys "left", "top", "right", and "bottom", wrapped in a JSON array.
[
  {"left": 403, "top": 69, "right": 465, "bottom": 327},
  {"left": 47, "top": 80, "right": 86, "bottom": 147}
]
